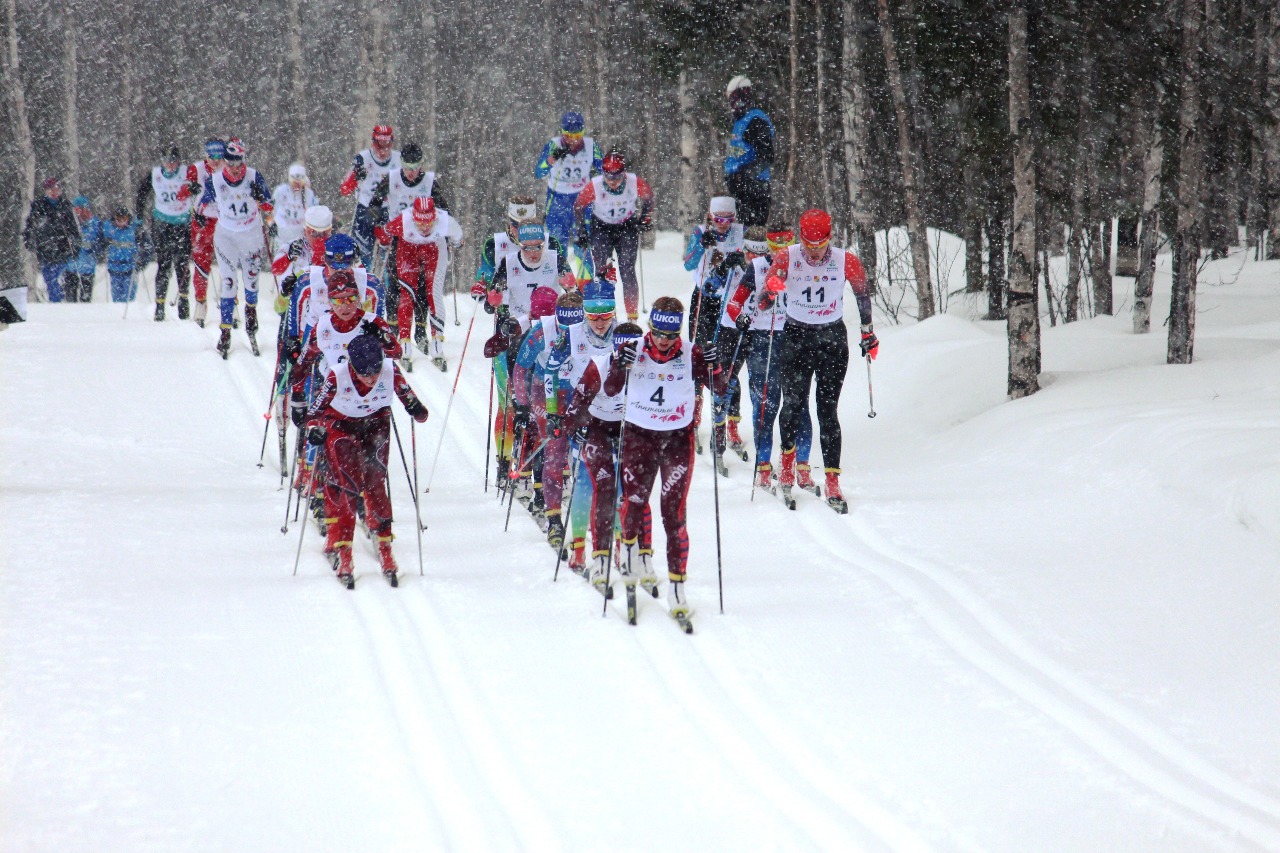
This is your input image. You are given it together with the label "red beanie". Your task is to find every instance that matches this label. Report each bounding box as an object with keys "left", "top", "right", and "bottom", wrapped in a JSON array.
[{"left": 799, "top": 209, "right": 832, "bottom": 245}]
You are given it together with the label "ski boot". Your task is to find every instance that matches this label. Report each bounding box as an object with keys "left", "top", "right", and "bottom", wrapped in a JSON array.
[
  {"left": 796, "top": 463, "right": 822, "bottom": 497},
  {"left": 824, "top": 472, "right": 849, "bottom": 515},
  {"left": 590, "top": 553, "right": 613, "bottom": 598},
  {"left": 376, "top": 535, "right": 399, "bottom": 587},
  {"left": 193, "top": 299, "right": 207, "bottom": 327},
  {"left": 414, "top": 319, "right": 429, "bottom": 354},
  {"left": 546, "top": 513, "right": 565, "bottom": 551},
  {"left": 715, "top": 450, "right": 729, "bottom": 478},
  {"left": 634, "top": 550, "right": 659, "bottom": 598},
  {"left": 431, "top": 340, "right": 448, "bottom": 372},
  {"left": 667, "top": 579, "right": 693, "bottom": 632},
  {"left": 754, "top": 461, "right": 776, "bottom": 494},
  {"left": 154, "top": 300, "right": 165, "bottom": 322},
  {"left": 399, "top": 337, "right": 413, "bottom": 372},
  {"left": 177, "top": 294, "right": 190, "bottom": 320},
  {"left": 335, "top": 546, "right": 355, "bottom": 589},
  {"left": 245, "top": 306, "right": 260, "bottom": 356},
  {"left": 568, "top": 542, "right": 587, "bottom": 578},
  {"left": 778, "top": 447, "right": 797, "bottom": 510},
  {"left": 495, "top": 457, "right": 511, "bottom": 498},
  {"left": 323, "top": 523, "right": 346, "bottom": 571},
  {"left": 726, "top": 417, "right": 749, "bottom": 460},
  {"left": 216, "top": 327, "right": 232, "bottom": 359},
  {"left": 530, "top": 488, "right": 547, "bottom": 530}
]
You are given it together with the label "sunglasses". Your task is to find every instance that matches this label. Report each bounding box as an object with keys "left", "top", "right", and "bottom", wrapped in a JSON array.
[
  {"left": 650, "top": 329, "right": 681, "bottom": 341},
  {"left": 331, "top": 293, "right": 359, "bottom": 304},
  {"left": 712, "top": 215, "right": 735, "bottom": 225},
  {"left": 585, "top": 311, "right": 615, "bottom": 321},
  {"left": 801, "top": 238, "right": 830, "bottom": 251},
  {"left": 562, "top": 131, "right": 584, "bottom": 140},
  {"left": 520, "top": 242, "right": 543, "bottom": 251}
]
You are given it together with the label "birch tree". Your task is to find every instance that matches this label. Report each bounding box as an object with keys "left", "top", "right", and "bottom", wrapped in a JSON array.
[
  {"left": 1007, "top": 5, "right": 1039, "bottom": 398},
  {"left": 1168, "top": 0, "right": 1206, "bottom": 365}
]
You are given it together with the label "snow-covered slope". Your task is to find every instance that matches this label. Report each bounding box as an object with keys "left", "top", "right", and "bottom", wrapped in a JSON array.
[{"left": 3, "top": 236, "right": 1279, "bottom": 851}]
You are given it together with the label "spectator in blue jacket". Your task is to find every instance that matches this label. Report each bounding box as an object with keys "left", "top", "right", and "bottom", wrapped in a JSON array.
[
  {"left": 66, "top": 197, "right": 102, "bottom": 302},
  {"left": 98, "top": 207, "right": 152, "bottom": 303}
]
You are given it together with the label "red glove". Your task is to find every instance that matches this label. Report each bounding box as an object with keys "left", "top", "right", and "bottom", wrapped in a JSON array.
[
  {"left": 764, "top": 275, "right": 786, "bottom": 294},
  {"left": 724, "top": 301, "right": 742, "bottom": 323},
  {"left": 860, "top": 325, "right": 879, "bottom": 361},
  {"left": 374, "top": 226, "right": 391, "bottom": 246},
  {"left": 486, "top": 289, "right": 503, "bottom": 308},
  {"left": 471, "top": 282, "right": 488, "bottom": 302}
]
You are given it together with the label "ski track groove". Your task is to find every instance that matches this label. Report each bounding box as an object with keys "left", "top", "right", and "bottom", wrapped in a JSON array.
[{"left": 794, "top": 503, "right": 1280, "bottom": 849}]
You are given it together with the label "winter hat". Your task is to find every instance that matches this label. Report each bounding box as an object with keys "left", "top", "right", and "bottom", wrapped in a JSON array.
[
  {"left": 327, "top": 269, "right": 358, "bottom": 300},
  {"left": 799, "top": 209, "right": 832, "bottom": 246},
  {"left": 347, "top": 333, "right": 384, "bottom": 376},
  {"left": 517, "top": 222, "right": 545, "bottom": 244},
  {"left": 709, "top": 196, "right": 737, "bottom": 217},
  {"left": 304, "top": 205, "right": 333, "bottom": 231},
  {"left": 560, "top": 111, "right": 585, "bottom": 133},
  {"left": 649, "top": 304, "right": 683, "bottom": 335},
  {"left": 412, "top": 196, "right": 436, "bottom": 226},
  {"left": 324, "top": 234, "right": 357, "bottom": 269},
  {"left": 371, "top": 124, "right": 394, "bottom": 144},
  {"left": 204, "top": 138, "right": 226, "bottom": 159},
  {"left": 582, "top": 279, "right": 616, "bottom": 314},
  {"left": 530, "top": 286, "right": 558, "bottom": 320},
  {"left": 223, "top": 138, "right": 246, "bottom": 162},
  {"left": 42, "top": 176, "right": 60, "bottom": 191},
  {"left": 72, "top": 195, "right": 91, "bottom": 209},
  {"left": 164, "top": 145, "right": 181, "bottom": 162},
  {"left": 556, "top": 293, "right": 585, "bottom": 329},
  {"left": 507, "top": 197, "right": 538, "bottom": 223},
  {"left": 602, "top": 151, "right": 626, "bottom": 174},
  {"left": 401, "top": 142, "right": 423, "bottom": 166},
  {"left": 112, "top": 206, "right": 130, "bottom": 220},
  {"left": 613, "top": 322, "right": 643, "bottom": 350},
  {"left": 288, "top": 162, "right": 308, "bottom": 180},
  {"left": 743, "top": 226, "right": 769, "bottom": 255},
  {"left": 726, "top": 75, "right": 752, "bottom": 97},
  {"left": 766, "top": 226, "right": 796, "bottom": 252}
]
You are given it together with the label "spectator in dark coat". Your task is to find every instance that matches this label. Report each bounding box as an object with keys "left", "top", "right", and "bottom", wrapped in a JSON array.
[{"left": 22, "top": 177, "right": 81, "bottom": 302}]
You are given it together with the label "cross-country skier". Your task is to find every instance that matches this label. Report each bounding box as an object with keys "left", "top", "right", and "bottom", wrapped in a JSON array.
[
  {"left": 682, "top": 195, "right": 746, "bottom": 454},
  {"left": 269, "top": 163, "right": 320, "bottom": 279},
  {"left": 179, "top": 138, "right": 225, "bottom": 326},
  {"left": 723, "top": 76, "right": 775, "bottom": 227},
  {"left": 760, "top": 208, "right": 877, "bottom": 513},
  {"left": 374, "top": 196, "right": 464, "bottom": 371},
  {"left": 507, "top": 286, "right": 563, "bottom": 525},
  {"left": 573, "top": 150, "right": 654, "bottom": 322},
  {"left": 534, "top": 111, "right": 602, "bottom": 265},
  {"left": 198, "top": 138, "right": 273, "bottom": 358},
  {"left": 303, "top": 330, "right": 428, "bottom": 588},
  {"left": 339, "top": 125, "right": 401, "bottom": 267},
  {"left": 288, "top": 269, "right": 401, "bottom": 387},
  {"left": 723, "top": 225, "right": 814, "bottom": 493},
  {"left": 488, "top": 222, "right": 576, "bottom": 335},
  {"left": 135, "top": 144, "right": 192, "bottom": 320},
  {"left": 603, "top": 296, "right": 726, "bottom": 619}
]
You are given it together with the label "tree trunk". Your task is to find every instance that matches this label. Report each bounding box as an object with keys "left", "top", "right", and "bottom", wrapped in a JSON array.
[
  {"left": 987, "top": 209, "right": 1006, "bottom": 321},
  {"left": 1093, "top": 218, "right": 1113, "bottom": 315},
  {"left": 815, "top": 0, "right": 832, "bottom": 213},
  {"left": 1, "top": 0, "right": 36, "bottom": 290},
  {"left": 286, "top": 0, "right": 305, "bottom": 161},
  {"left": 1007, "top": 6, "right": 1039, "bottom": 398},
  {"left": 841, "top": 0, "right": 877, "bottom": 284},
  {"left": 677, "top": 70, "right": 700, "bottom": 227},
  {"left": 1065, "top": 23, "right": 1091, "bottom": 323},
  {"left": 964, "top": 156, "right": 984, "bottom": 293},
  {"left": 787, "top": 0, "right": 800, "bottom": 212},
  {"left": 1265, "top": 6, "right": 1280, "bottom": 258},
  {"left": 1168, "top": 0, "right": 1206, "bottom": 364},
  {"left": 1248, "top": 6, "right": 1270, "bottom": 257},
  {"left": 64, "top": 3, "right": 79, "bottom": 191},
  {"left": 1134, "top": 105, "right": 1164, "bottom": 334},
  {"left": 357, "top": 2, "right": 388, "bottom": 142},
  {"left": 876, "top": 0, "right": 935, "bottom": 318},
  {"left": 1115, "top": 216, "right": 1140, "bottom": 276},
  {"left": 119, "top": 9, "right": 136, "bottom": 201},
  {"left": 594, "top": 1, "right": 608, "bottom": 138}
]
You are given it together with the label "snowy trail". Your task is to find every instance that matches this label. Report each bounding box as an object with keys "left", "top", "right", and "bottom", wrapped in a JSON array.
[{"left": 6, "top": 244, "right": 1280, "bottom": 851}]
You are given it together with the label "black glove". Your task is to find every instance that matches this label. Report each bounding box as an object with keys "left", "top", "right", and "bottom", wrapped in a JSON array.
[
  {"left": 699, "top": 230, "right": 717, "bottom": 248},
  {"left": 548, "top": 144, "right": 563, "bottom": 162},
  {"left": 572, "top": 424, "right": 589, "bottom": 445},
  {"left": 360, "top": 319, "right": 388, "bottom": 341},
  {"left": 186, "top": 180, "right": 202, "bottom": 196},
  {"left": 267, "top": 223, "right": 278, "bottom": 241},
  {"left": 500, "top": 317, "right": 522, "bottom": 337},
  {"left": 287, "top": 239, "right": 305, "bottom": 260},
  {"left": 709, "top": 249, "right": 725, "bottom": 269},
  {"left": 291, "top": 399, "right": 307, "bottom": 427},
  {"left": 702, "top": 341, "right": 719, "bottom": 364},
  {"left": 639, "top": 215, "right": 653, "bottom": 232},
  {"left": 546, "top": 413, "right": 563, "bottom": 438},
  {"left": 194, "top": 212, "right": 207, "bottom": 228},
  {"left": 615, "top": 340, "right": 638, "bottom": 368},
  {"left": 512, "top": 404, "right": 530, "bottom": 432},
  {"left": 353, "top": 162, "right": 367, "bottom": 182},
  {"left": 860, "top": 326, "right": 880, "bottom": 359},
  {"left": 734, "top": 311, "right": 752, "bottom": 333},
  {"left": 724, "top": 250, "right": 745, "bottom": 270},
  {"left": 285, "top": 336, "right": 303, "bottom": 362},
  {"left": 280, "top": 273, "right": 298, "bottom": 296},
  {"left": 306, "top": 423, "right": 327, "bottom": 445},
  {"left": 576, "top": 223, "right": 590, "bottom": 246}
]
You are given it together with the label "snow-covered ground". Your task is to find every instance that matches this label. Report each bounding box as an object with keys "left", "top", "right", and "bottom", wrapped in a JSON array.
[{"left": 3, "top": 235, "right": 1280, "bottom": 851}]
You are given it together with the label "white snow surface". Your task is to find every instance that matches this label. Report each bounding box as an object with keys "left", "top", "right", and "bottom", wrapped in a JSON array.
[{"left": 4, "top": 234, "right": 1280, "bottom": 852}]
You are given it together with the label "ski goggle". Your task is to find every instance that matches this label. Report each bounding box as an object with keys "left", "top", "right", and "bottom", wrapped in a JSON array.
[
  {"left": 650, "top": 329, "right": 680, "bottom": 342},
  {"left": 801, "top": 237, "right": 830, "bottom": 252},
  {"left": 402, "top": 160, "right": 422, "bottom": 171},
  {"left": 712, "top": 214, "right": 735, "bottom": 225},
  {"left": 767, "top": 230, "right": 796, "bottom": 251},
  {"left": 561, "top": 131, "right": 584, "bottom": 142},
  {"left": 585, "top": 309, "right": 615, "bottom": 321},
  {"left": 330, "top": 292, "right": 359, "bottom": 305}
]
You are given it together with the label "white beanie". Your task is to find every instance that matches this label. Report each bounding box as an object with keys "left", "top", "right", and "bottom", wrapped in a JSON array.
[
  {"left": 304, "top": 205, "right": 332, "bottom": 230},
  {"left": 288, "top": 162, "right": 308, "bottom": 181},
  {"left": 726, "top": 75, "right": 752, "bottom": 97},
  {"left": 709, "top": 196, "right": 737, "bottom": 216}
]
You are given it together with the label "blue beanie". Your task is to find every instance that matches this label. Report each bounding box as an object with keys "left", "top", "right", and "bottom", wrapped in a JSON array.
[
  {"left": 517, "top": 222, "right": 545, "bottom": 244},
  {"left": 582, "top": 279, "right": 616, "bottom": 314},
  {"left": 324, "top": 234, "right": 357, "bottom": 269},
  {"left": 204, "top": 138, "right": 226, "bottom": 159},
  {"left": 72, "top": 195, "right": 91, "bottom": 209},
  {"left": 560, "top": 111, "right": 585, "bottom": 133},
  {"left": 347, "top": 334, "right": 384, "bottom": 375}
]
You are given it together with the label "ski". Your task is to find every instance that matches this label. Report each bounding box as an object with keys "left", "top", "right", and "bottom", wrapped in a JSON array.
[
  {"left": 799, "top": 482, "right": 822, "bottom": 498},
  {"left": 593, "top": 580, "right": 615, "bottom": 600},
  {"left": 402, "top": 355, "right": 413, "bottom": 373},
  {"left": 340, "top": 573, "right": 355, "bottom": 590},
  {"left": 695, "top": 432, "right": 704, "bottom": 455},
  {"left": 668, "top": 607, "right": 695, "bottom": 634},
  {"left": 625, "top": 581, "right": 638, "bottom": 625},
  {"left": 248, "top": 334, "right": 260, "bottom": 357},
  {"left": 384, "top": 570, "right": 399, "bottom": 587},
  {"left": 432, "top": 356, "right": 448, "bottom": 372},
  {"left": 780, "top": 485, "right": 797, "bottom": 510},
  {"left": 827, "top": 496, "right": 849, "bottom": 515}
]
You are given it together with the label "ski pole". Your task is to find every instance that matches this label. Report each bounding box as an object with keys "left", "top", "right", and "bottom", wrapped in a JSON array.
[
  {"left": 709, "top": 353, "right": 726, "bottom": 615},
  {"left": 603, "top": 369, "right": 633, "bottom": 618},
  {"left": 292, "top": 453, "right": 325, "bottom": 576},
  {"left": 553, "top": 440, "right": 581, "bottom": 582},
  {"left": 504, "top": 432, "right": 552, "bottom": 533},
  {"left": 281, "top": 430, "right": 301, "bottom": 533},
  {"left": 866, "top": 354, "right": 876, "bottom": 418},
  {"left": 390, "top": 412, "right": 427, "bottom": 536},
  {"left": 425, "top": 299, "right": 479, "bottom": 493},
  {"left": 637, "top": 237, "right": 646, "bottom": 315},
  {"left": 484, "top": 363, "right": 494, "bottom": 493},
  {"left": 451, "top": 248, "right": 461, "bottom": 326},
  {"left": 260, "top": 218, "right": 280, "bottom": 300},
  {"left": 256, "top": 371, "right": 283, "bottom": 468},
  {"left": 401, "top": 416, "right": 425, "bottom": 576}
]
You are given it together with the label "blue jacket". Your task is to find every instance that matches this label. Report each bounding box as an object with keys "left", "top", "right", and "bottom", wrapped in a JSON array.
[
  {"left": 67, "top": 216, "right": 103, "bottom": 275},
  {"left": 724, "top": 108, "right": 775, "bottom": 180},
  {"left": 98, "top": 218, "right": 152, "bottom": 274}
]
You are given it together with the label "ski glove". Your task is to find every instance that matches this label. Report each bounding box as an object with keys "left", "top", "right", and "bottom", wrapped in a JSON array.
[
  {"left": 573, "top": 424, "right": 589, "bottom": 445},
  {"left": 194, "top": 213, "right": 207, "bottom": 228},
  {"left": 734, "top": 310, "right": 753, "bottom": 333},
  {"left": 267, "top": 223, "right": 278, "bottom": 241},
  {"left": 404, "top": 399, "right": 429, "bottom": 423},
  {"left": 615, "top": 340, "right": 638, "bottom": 368},
  {"left": 500, "top": 317, "right": 522, "bottom": 338},
  {"left": 724, "top": 250, "right": 746, "bottom": 270},
  {"left": 291, "top": 399, "right": 307, "bottom": 427},
  {"left": 470, "top": 281, "right": 488, "bottom": 302},
  {"left": 639, "top": 215, "right": 653, "bottom": 232},
  {"left": 546, "top": 414, "right": 563, "bottom": 438},
  {"left": 286, "top": 239, "right": 306, "bottom": 260},
  {"left": 699, "top": 230, "right": 717, "bottom": 248},
  {"left": 512, "top": 405, "right": 531, "bottom": 432},
  {"left": 860, "top": 325, "right": 879, "bottom": 360},
  {"left": 576, "top": 224, "right": 590, "bottom": 246},
  {"left": 360, "top": 319, "right": 390, "bottom": 343},
  {"left": 701, "top": 342, "right": 719, "bottom": 364},
  {"left": 306, "top": 424, "right": 327, "bottom": 445}
]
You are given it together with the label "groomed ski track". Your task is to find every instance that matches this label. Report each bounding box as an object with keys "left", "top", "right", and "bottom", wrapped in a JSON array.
[{"left": 5, "top": 241, "right": 1280, "bottom": 851}]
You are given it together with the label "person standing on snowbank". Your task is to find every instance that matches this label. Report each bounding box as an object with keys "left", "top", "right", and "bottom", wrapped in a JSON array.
[
  {"left": 65, "top": 197, "right": 102, "bottom": 303},
  {"left": 723, "top": 76, "right": 775, "bottom": 228},
  {"left": 22, "top": 177, "right": 79, "bottom": 302},
  {"left": 98, "top": 207, "right": 152, "bottom": 303},
  {"left": 759, "top": 208, "right": 877, "bottom": 514}
]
